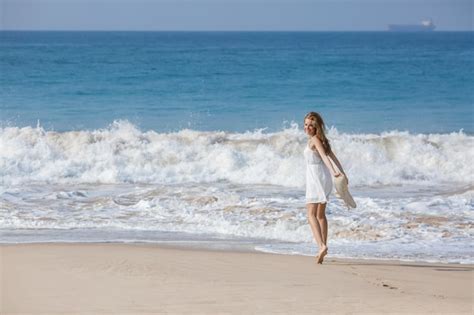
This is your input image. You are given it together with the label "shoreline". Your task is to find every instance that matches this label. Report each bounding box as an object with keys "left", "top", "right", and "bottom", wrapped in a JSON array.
[
  {"left": 0, "top": 239, "right": 474, "bottom": 268},
  {"left": 2, "top": 243, "right": 472, "bottom": 314},
  {"left": 1, "top": 240, "right": 471, "bottom": 265}
]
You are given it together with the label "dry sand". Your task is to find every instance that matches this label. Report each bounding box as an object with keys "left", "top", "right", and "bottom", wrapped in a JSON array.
[{"left": 1, "top": 243, "right": 472, "bottom": 314}]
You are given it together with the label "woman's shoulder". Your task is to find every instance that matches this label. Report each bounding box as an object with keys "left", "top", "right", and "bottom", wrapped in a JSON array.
[
  {"left": 309, "top": 135, "right": 323, "bottom": 145},
  {"left": 308, "top": 136, "right": 322, "bottom": 151}
]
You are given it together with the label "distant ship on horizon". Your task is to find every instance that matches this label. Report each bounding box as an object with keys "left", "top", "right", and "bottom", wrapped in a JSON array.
[{"left": 388, "top": 19, "right": 436, "bottom": 32}]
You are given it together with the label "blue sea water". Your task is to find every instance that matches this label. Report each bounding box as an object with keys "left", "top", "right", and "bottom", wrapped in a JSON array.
[
  {"left": 1, "top": 32, "right": 473, "bottom": 263},
  {"left": 1, "top": 31, "right": 473, "bottom": 133}
]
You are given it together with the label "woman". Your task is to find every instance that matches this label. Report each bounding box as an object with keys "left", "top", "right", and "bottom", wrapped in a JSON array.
[{"left": 303, "top": 112, "right": 347, "bottom": 264}]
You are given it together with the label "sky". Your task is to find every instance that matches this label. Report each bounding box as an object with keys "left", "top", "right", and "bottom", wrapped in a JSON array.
[{"left": 0, "top": 0, "right": 472, "bottom": 31}]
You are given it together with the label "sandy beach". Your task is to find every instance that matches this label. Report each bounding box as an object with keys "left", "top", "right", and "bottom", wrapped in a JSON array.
[{"left": 1, "top": 243, "right": 472, "bottom": 314}]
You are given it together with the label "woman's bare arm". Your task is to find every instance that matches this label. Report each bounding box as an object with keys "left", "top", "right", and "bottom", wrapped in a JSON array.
[
  {"left": 328, "top": 150, "right": 346, "bottom": 176},
  {"left": 312, "top": 137, "right": 341, "bottom": 177}
]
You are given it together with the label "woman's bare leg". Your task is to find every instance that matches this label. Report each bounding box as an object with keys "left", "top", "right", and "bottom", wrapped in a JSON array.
[
  {"left": 306, "top": 203, "right": 324, "bottom": 248},
  {"left": 316, "top": 203, "right": 328, "bottom": 264},
  {"left": 317, "top": 203, "right": 328, "bottom": 245}
]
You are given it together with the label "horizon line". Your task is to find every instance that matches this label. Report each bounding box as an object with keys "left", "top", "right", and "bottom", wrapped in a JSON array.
[{"left": 1, "top": 29, "right": 472, "bottom": 32}]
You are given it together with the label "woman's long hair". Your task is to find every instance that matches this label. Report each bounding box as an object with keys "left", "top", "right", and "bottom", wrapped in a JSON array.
[{"left": 304, "top": 112, "right": 332, "bottom": 155}]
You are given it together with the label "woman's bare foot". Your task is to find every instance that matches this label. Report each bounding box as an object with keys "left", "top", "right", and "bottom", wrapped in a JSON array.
[{"left": 316, "top": 245, "right": 328, "bottom": 264}]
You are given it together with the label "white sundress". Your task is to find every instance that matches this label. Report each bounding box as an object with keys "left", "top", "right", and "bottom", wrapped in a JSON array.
[{"left": 304, "top": 144, "right": 333, "bottom": 204}]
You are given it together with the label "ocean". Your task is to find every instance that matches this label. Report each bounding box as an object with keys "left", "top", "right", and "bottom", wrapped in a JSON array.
[{"left": 1, "top": 31, "right": 473, "bottom": 263}]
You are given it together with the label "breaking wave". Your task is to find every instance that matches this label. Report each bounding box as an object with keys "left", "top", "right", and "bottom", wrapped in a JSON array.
[{"left": 1, "top": 120, "right": 472, "bottom": 187}]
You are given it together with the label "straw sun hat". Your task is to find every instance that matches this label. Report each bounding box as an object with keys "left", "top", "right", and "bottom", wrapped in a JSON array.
[
  {"left": 329, "top": 156, "right": 357, "bottom": 209},
  {"left": 333, "top": 173, "right": 356, "bottom": 209}
]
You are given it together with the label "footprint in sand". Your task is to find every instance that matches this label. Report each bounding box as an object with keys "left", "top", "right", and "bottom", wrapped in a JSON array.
[{"left": 382, "top": 282, "right": 398, "bottom": 290}]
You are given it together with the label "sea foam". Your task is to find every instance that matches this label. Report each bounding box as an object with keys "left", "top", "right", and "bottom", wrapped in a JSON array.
[{"left": 0, "top": 120, "right": 472, "bottom": 187}]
